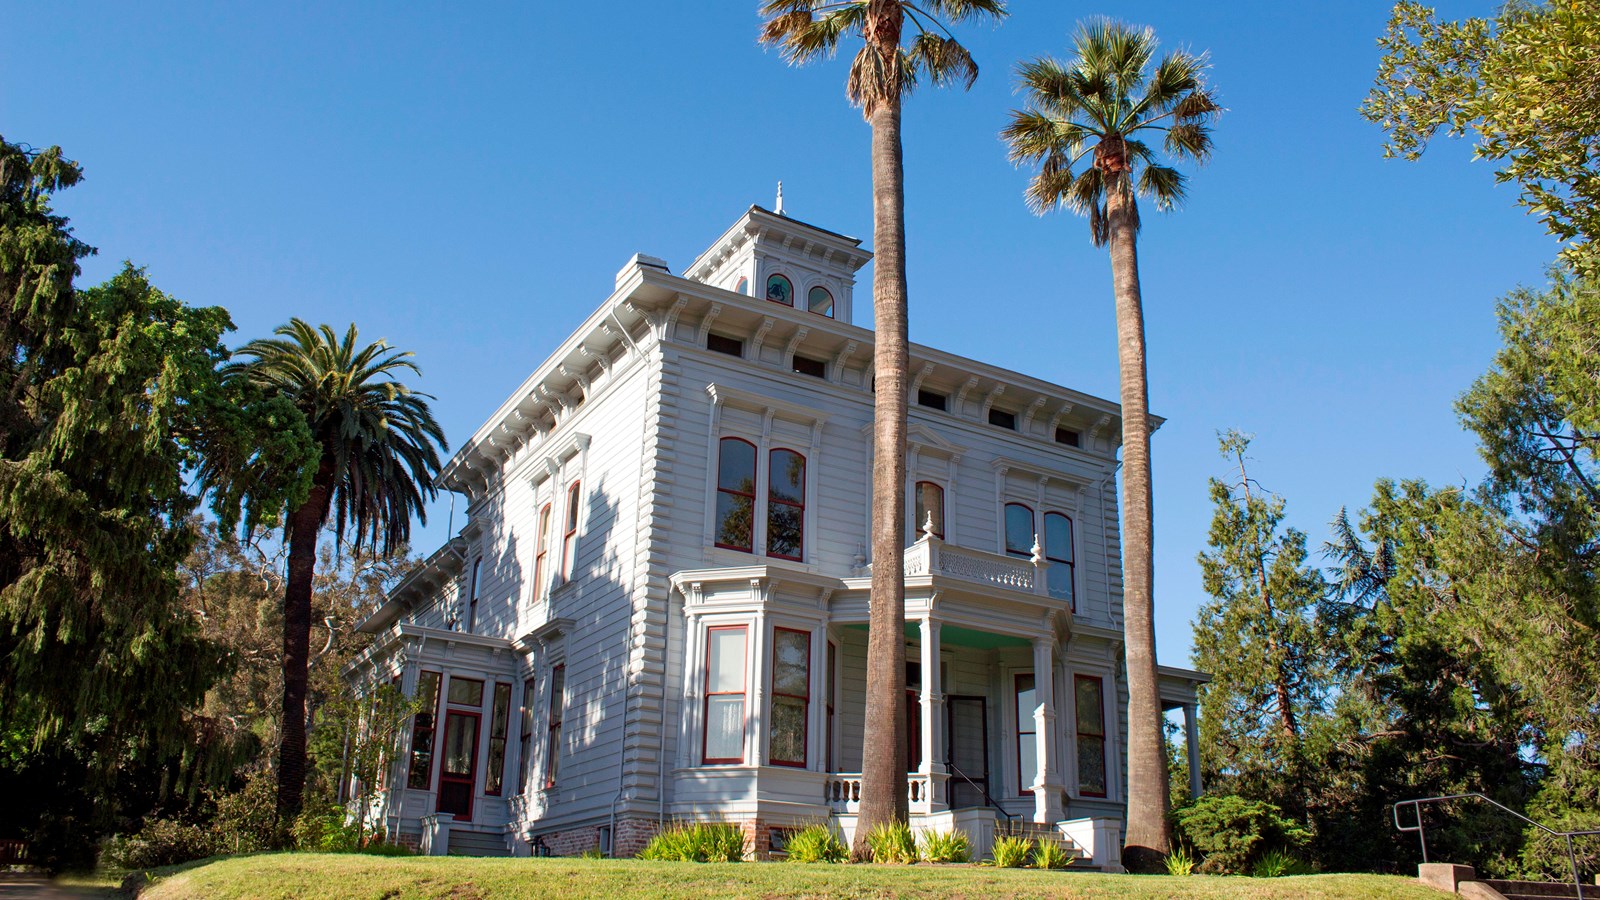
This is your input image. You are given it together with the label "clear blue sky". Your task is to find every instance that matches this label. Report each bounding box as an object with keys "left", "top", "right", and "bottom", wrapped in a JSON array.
[{"left": 2, "top": 2, "right": 1554, "bottom": 668}]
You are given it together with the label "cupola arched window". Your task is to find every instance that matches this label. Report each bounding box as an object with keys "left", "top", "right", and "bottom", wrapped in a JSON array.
[
  {"left": 766, "top": 274, "right": 794, "bottom": 306},
  {"left": 807, "top": 286, "right": 834, "bottom": 318}
]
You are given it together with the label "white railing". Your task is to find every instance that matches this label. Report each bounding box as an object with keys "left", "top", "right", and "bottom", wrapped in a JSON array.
[
  {"left": 824, "top": 773, "right": 935, "bottom": 813},
  {"left": 900, "top": 533, "right": 1048, "bottom": 596}
]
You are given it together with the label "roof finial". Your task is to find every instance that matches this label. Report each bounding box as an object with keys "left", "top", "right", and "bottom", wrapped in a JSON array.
[{"left": 775, "top": 181, "right": 785, "bottom": 216}]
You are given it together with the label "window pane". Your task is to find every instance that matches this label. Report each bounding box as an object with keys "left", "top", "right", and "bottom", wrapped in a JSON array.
[
  {"left": 705, "top": 695, "right": 745, "bottom": 760},
  {"left": 1045, "top": 514, "right": 1072, "bottom": 563},
  {"left": 1076, "top": 676, "right": 1104, "bottom": 736},
  {"left": 773, "top": 630, "right": 809, "bottom": 697},
  {"left": 707, "top": 628, "right": 745, "bottom": 693},
  {"left": 443, "top": 714, "right": 478, "bottom": 776},
  {"left": 914, "top": 483, "right": 944, "bottom": 538},
  {"left": 1019, "top": 738, "right": 1038, "bottom": 790},
  {"left": 767, "top": 501, "right": 802, "bottom": 559},
  {"left": 716, "top": 491, "right": 754, "bottom": 550},
  {"left": 1005, "top": 504, "right": 1034, "bottom": 557},
  {"left": 1016, "top": 673, "right": 1036, "bottom": 724},
  {"left": 718, "top": 439, "right": 755, "bottom": 490},
  {"left": 448, "top": 678, "right": 484, "bottom": 707},
  {"left": 768, "top": 450, "right": 805, "bottom": 504},
  {"left": 486, "top": 738, "right": 506, "bottom": 795},
  {"left": 770, "top": 696, "right": 806, "bottom": 764},
  {"left": 1078, "top": 735, "right": 1107, "bottom": 796},
  {"left": 766, "top": 274, "right": 793, "bottom": 306},
  {"left": 566, "top": 482, "right": 581, "bottom": 529},
  {"left": 490, "top": 684, "right": 512, "bottom": 739},
  {"left": 807, "top": 286, "right": 833, "bottom": 317}
]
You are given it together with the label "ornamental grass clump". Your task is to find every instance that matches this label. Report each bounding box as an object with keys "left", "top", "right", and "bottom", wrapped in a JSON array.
[
  {"left": 637, "top": 822, "right": 746, "bottom": 862},
  {"left": 866, "top": 822, "right": 918, "bottom": 864},
  {"left": 917, "top": 829, "right": 971, "bottom": 863},
  {"left": 1032, "top": 839, "right": 1072, "bottom": 869},
  {"left": 1165, "top": 845, "right": 1197, "bottom": 876},
  {"left": 783, "top": 825, "right": 847, "bottom": 863},
  {"left": 990, "top": 834, "right": 1034, "bottom": 868}
]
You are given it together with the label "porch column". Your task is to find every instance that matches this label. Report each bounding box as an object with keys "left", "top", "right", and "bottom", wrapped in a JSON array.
[
  {"left": 918, "top": 617, "right": 947, "bottom": 811},
  {"left": 1031, "top": 637, "right": 1065, "bottom": 823},
  {"left": 1183, "top": 702, "right": 1203, "bottom": 799}
]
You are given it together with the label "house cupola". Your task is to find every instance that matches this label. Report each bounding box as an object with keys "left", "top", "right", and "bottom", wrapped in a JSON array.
[{"left": 683, "top": 199, "right": 872, "bottom": 326}]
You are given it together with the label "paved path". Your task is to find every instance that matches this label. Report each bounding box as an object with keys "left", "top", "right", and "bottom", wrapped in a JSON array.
[{"left": 0, "top": 874, "right": 116, "bottom": 899}]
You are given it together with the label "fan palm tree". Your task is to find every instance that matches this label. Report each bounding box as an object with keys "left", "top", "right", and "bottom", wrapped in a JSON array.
[
  {"left": 761, "top": 0, "right": 1006, "bottom": 856},
  {"left": 228, "top": 319, "right": 446, "bottom": 822},
  {"left": 1002, "top": 19, "right": 1220, "bottom": 871}
]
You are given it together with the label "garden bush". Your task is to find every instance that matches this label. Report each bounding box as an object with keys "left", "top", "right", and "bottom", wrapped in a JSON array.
[
  {"left": 101, "top": 818, "right": 216, "bottom": 869},
  {"left": 990, "top": 834, "right": 1034, "bottom": 868},
  {"left": 1250, "top": 848, "right": 1311, "bottom": 877},
  {"left": 209, "top": 770, "right": 282, "bottom": 854},
  {"left": 783, "top": 824, "right": 847, "bottom": 863},
  {"left": 865, "top": 822, "right": 917, "bottom": 864},
  {"left": 1170, "top": 794, "right": 1309, "bottom": 875},
  {"left": 917, "top": 829, "right": 970, "bottom": 863},
  {"left": 637, "top": 822, "right": 745, "bottom": 862}
]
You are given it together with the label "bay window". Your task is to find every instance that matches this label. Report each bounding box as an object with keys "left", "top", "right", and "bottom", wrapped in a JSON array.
[
  {"left": 484, "top": 682, "right": 512, "bottom": 795},
  {"left": 406, "top": 670, "right": 442, "bottom": 789},
  {"left": 702, "top": 626, "right": 747, "bottom": 764},
  {"left": 769, "top": 628, "right": 810, "bottom": 767}
]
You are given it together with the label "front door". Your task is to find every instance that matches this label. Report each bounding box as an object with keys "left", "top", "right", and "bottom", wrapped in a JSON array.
[
  {"left": 437, "top": 710, "right": 480, "bottom": 822},
  {"left": 946, "top": 695, "right": 990, "bottom": 808}
]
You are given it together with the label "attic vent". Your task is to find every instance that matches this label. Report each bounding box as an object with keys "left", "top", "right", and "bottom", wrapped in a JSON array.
[
  {"left": 792, "top": 356, "right": 827, "bottom": 379},
  {"left": 916, "top": 390, "right": 947, "bottom": 411},
  {"left": 988, "top": 408, "right": 1017, "bottom": 431},
  {"left": 707, "top": 333, "right": 744, "bottom": 358},
  {"left": 1055, "top": 427, "right": 1081, "bottom": 447}
]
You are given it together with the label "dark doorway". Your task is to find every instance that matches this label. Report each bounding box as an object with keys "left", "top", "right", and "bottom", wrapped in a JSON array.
[{"left": 437, "top": 710, "right": 480, "bottom": 821}]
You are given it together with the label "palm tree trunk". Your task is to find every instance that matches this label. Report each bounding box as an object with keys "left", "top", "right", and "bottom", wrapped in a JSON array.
[
  {"left": 1105, "top": 179, "right": 1172, "bottom": 871},
  {"left": 276, "top": 460, "right": 333, "bottom": 825},
  {"left": 854, "top": 94, "right": 910, "bottom": 861}
]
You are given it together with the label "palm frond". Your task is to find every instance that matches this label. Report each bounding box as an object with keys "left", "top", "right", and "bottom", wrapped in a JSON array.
[
  {"left": 907, "top": 32, "right": 978, "bottom": 90},
  {"left": 1164, "top": 122, "right": 1213, "bottom": 163},
  {"left": 922, "top": 0, "right": 1008, "bottom": 26},
  {"left": 1137, "top": 164, "right": 1187, "bottom": 211}
]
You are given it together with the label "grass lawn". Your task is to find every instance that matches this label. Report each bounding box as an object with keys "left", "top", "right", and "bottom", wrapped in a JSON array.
[{"left": 134, "top": 853, "right": 1439, "bottom": 899}]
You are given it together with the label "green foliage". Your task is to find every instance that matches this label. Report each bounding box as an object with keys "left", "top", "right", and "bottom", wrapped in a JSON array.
[
  {"left": 783, "top": 824, "right": 847, "bottom": 863},
  {"left": 989, "top": 835, "right": 1033, "bottom": 868},
  {"left": 1031, "top": 840, "right": 1072, "bottom": 870},
  {"left": 579, "top": 846, "right": 606, "bottom": 860},
  {"left": 101, "top": 819, "right": 217, "bottom": 870},
  {"left": 1364, "top": 1, "right": 1600, "bottom": 276},
  {"left": 1250, "top": 849, "right": 1310, "bottom": 878},
  {"left": 1171, "top": 795, "right": 1308, "bottom": 875},
  {"left": 917, "top": 829, "right": 970, "bottom": 864},
  {"left": 1165, "top": 845, "right": 1196, "bottom": 876},
  {"left": 865, "top": 822, "right": 917, "bottom": 864},
  {"left": 636, "top": 822, "right": 746, "bottom": 863},
  {"left": 208, "top": 770, "right": 282, "bottom": 855},
  {"left": 290, "top": 805, "right": 360, "bottom": 854}
]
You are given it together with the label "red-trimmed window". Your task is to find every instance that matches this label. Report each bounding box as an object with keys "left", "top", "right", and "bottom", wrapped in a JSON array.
[
  {"left": 766, "top": 449, "right": 805, "bottom": 560},
  {"left": 447, "top": 677, "right": 484, "bottom": 708},
  {"left": 702, "top": 626, "right": 747, "bottom": 764},
  {"left": 406, "top": 671, "right": 442, "bottom": 789},
  {"left": 1044, "top": 512, "right": 1075, "bottom": 608},
  {"left": 532, "top": 503, "right": 552, "bottom": 600},
  {"left": 545, "top": 666, "right": 565, "bottom": 788},
  {"left": 484, "top": 682, "right": 512, "bottom": 795},
  {"left": 1016, "top": 673, "right": 1037, "bottom": 796},
  {"left": 517, "top": 677, "right": 535, "bottom": 794},
  {"left": 714, "top": 438, "right": 757, "bottom": 552},
  {"left": 807, "top": 285, "right": 834, "bottom": 318},
  {"left": 769, "top": 628, "right": 810, "bottom": 767},
  {"left": 1075, "top": 675, "right": 1107, "bottom": 797},
  {"left": 1004, "top": 503, "right": 1034, "bottom": 559},
  {"left": 914, "top": 481, "right": 945, "bottom": 539},
  {"left": 561, "top": 481, "right": 581, "bottom": 580}
]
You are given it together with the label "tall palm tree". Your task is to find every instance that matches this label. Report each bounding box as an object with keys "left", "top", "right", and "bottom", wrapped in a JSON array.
[
  {"left": 761, "top": 0, "right": 1006, "bottom": 857},
  {"left": 1002, "top": 19, "right": 1219, "bottom": 872},
  {"left": 228, "top": 319, "right": 447, "bottom": 822}
]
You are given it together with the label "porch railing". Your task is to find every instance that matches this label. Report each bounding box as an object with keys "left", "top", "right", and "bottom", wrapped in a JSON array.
[
  {"left": 824, "top": 773, "right": 934, "bottom": 814},
  {"left": 901, "top": 538, "right": 1048, "bottom": 596}
]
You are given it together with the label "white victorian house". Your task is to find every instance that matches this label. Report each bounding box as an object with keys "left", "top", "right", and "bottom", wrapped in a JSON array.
[{"left": 345, "top": 204, "right": 1206, "bottom": 867}]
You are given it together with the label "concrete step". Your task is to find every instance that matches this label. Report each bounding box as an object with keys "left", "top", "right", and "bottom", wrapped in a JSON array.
[
  {"left": 1482, "top": 880, "right": 1589, "bottom": 900},
  {"left": 448, "top": 828, "right": 511, "bottom": 857}
]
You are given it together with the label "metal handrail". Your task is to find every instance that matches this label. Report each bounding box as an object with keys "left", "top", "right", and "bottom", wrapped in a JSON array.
[
  {"left": 1393, "top": 792, "right": 1600, "bottom": 899},
  {"left": 946, "top": 760, "right": 1018, "bottom": 826}
]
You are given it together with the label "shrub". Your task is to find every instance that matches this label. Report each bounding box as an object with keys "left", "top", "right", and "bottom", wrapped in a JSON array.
[
  {"left": 1032, "top": 839, "right": 1072, "bottom": 870},
  {"left": 1250, "top": 848, "right": 1310, "bottom": 877},
  {"left": 1171, "top": 794, "right": 1309, "bottom": 876},
  {"left": 358, "top": 841, "right": 414, "bottom": 857},
  {"left": 637, "top": 822, "right": 745, "bottom": 862},
  {"left": 101, "top": 819, "right": 216, "bottom": 870},
  {"left": 990, "top": 834, "right": 1034, "bottom": 868},
  {"left": 866, "top": 822, "right": 917, "bottom": 864},
  {"left": 209, "top": 771, "right": 282, "bottom": 854},
  {"left": 783, "top": 824, "right": 847, "bottom": 863},
  {"left": 290, "top": 808, "right": 360, "bottom": 853},
  {"left": 917, "top": 829, "right": 970, "bottom": 863},
  {"left": 1164, "top": 845, "right": 1196, "bottom": 876}
]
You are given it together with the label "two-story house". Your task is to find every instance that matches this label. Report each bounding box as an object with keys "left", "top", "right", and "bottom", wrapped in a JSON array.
[{"left": 346, "top": 204, "right": 1206, "bottom": 868}]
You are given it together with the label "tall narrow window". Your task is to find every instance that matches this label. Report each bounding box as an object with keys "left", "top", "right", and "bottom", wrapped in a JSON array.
[
  {"left": 914, "top": 481, "right": 945, "bottom": 539},
  {"left": 1075, "top": 675, "right": 1107, "bottom": 797},
  {"left": 767, "top": 449, "right": 805, "bottom": 560},
  {"left": 518, "top": 677, "right": 535, "bottom": 794},
  {"left": 703, "top": 626, "right": 747, "bottom": 764},
  {"left": 766, "top": 274, "right": 793, "bottom": 306},
  {"left": 715, "top": 438, "right": 757, "bottom": 552},
  {"left": 407, "top": 671, "right": 442, "bottom": 789},
  {"left": 561, "top": 481, "right": 581, "bottom": 581},
  {"left": 1044, "top": 512, "right": 1075, "bottom": 607},
  {"left": 807, "top": 286, "right": 834, "bottom": 317},
  {"left": 825, "top": 641, "right": 837, "bottom": 772},
  {"left": 1016, "top": 673, "right": 1037, "bottom": 795},
  {"left": 1004, "top": 503, "right": 1035, "bottom": 558},
  {"left": 532, "top": 503, "right": 552, "bottom": 601},
  {"left": 769, "top": 628, "right": 810, "bottom": 767},
  {"left": 484, "top": 682, "right": 512, "bottom": 795},
  {"left": 466, "top": 558, "right": 482, "bottom": 632},
  {"left": 545, "top": 665, "right": 565, "bottom": 788}
]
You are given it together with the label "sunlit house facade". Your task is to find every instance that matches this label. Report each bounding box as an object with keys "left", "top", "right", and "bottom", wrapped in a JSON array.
[{"left": 346, "top": 205, "right": 1206, "bottom": 867}]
